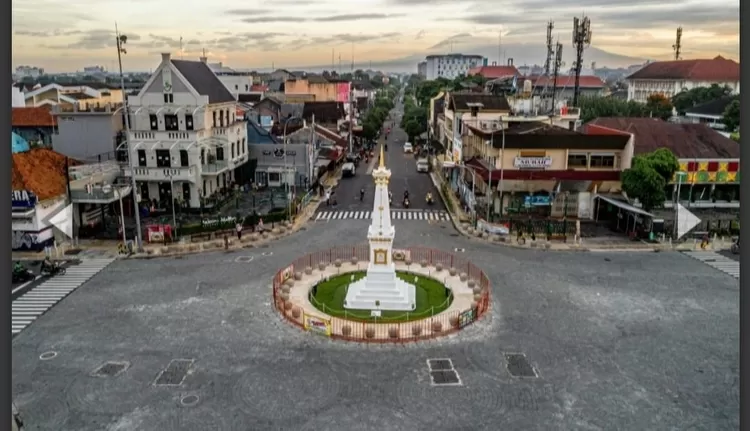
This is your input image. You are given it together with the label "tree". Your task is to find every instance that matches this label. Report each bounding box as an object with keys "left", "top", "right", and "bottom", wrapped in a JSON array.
[
  {"left": 577, "top": 96, "right": 648, "bottom": 122},
  {"left": 722, "top": 99, "right": 740, "bottom": 132},
  {"left": 671, "top": 84, "right": 733, "bottom": 114},
  {"left": 620, "top": 149, "right": 679, "bottom": 211},
  {"left": 645, "top": 94, "right": 674, "bottom": 120}
]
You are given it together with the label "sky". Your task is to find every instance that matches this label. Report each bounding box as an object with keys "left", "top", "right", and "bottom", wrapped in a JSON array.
[{"left": 12, "top": 0, "right": 739, "bottom": 72}]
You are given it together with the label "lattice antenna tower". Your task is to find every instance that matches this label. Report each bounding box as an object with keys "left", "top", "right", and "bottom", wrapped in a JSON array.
[
  {"left": 673, "top": 27, "right": 683, "bottom": 60},
  {"left": 550, "top": 42, "right": 564, "bottom": 114},
  {"left": 571, "top": 16, "right": 592, "bottom": 107},
  {"left": 544, "top": 21, "right": 555, "bottom": 76}
]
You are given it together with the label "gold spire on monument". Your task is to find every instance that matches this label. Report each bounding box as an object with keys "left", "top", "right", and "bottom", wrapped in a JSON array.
[{"left": 379, "top": 143, "right": 385, "bottom": 169}]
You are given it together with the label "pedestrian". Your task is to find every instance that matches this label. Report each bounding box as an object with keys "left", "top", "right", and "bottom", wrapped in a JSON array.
[
  {"left": 258, "top": 218, "right": 264, "bottom": 233},
  {"left": 236, "top": 221, "right": 243, "bottom": 240},
  {"left": 325, "top": 189, "right": 331, "bottom": 206}
]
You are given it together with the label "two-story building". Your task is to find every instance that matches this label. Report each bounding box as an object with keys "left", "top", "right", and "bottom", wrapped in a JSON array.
[
  {"left": 51, "top": 103, "right": 125, "bottom": 161},
  {"left": 285, "top": 76, "right": 351, "bottom": 104},
  {"left": 626, "top": 56, "right": 740, "bottom": 103},
  {"left": 23, "top": 83, "right": 124, "bottom": 108},
  {"left": 455, "top": 122, "right": 633, "bottom": 219},
  {"left": 125, "top": 53, "right": 248, "bottom": 211},
  {"left": 12, "top": 107, "right": 57, "bottom": 147}
]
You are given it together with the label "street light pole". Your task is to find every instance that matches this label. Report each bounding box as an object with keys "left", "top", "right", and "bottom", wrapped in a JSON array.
[
  {"left": 169, "top": 175, "right": 177, "bottom": 238},
  {"left": 282, "top": 116, "right": 302, "bottom": 221},
  {"left": 115, "top": 23, "right": 144, "bottom": 252},
  {"left": 673, "top": 171, "right": 686, "bottom": 240},
  {"left": 497, "top": 120, "right": 506, "bottom": 218},
  {"left": 117, "top": 187, "right": 126, "bottom": 244}
]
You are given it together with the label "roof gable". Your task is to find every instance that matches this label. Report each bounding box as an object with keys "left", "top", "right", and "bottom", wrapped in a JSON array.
[
  {"left": 170, "top": 60, "right": 236, "bottom": 104},
  {"left": 626, "top": 57, "right": 740, "bottom": 81},
  {"left": 685, "top": 96, "right": 738, "bottom": 117}
]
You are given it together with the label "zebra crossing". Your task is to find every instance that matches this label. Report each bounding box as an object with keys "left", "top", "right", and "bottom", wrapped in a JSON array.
[
  {"left": 12, "top": 258, "right": 115, "bottom": 336},
  {"left": 315, "top": 210, "right": 450, "bottom": 222},
  {"left": 683, "top": 251, "right": 740, "bottom": 279}
]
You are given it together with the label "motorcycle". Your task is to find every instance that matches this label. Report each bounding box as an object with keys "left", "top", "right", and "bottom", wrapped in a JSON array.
[
  {"left": 403, "top": 198, "right": 410, "bottom": 208},
  {"left": 426, "top": 193, "right": 434, "bottom": 205},
  {"left": 12, "top": 267, "right": 34, "bottom": 283},
  {"left": 731, "top": 238, "right": 740, "bottom": 254},
  {"left": 388, "top": 192, "right": 393, "bottom": 204},
  {"left": 41, "top": 262, "right": 66, "bottom": 277}
]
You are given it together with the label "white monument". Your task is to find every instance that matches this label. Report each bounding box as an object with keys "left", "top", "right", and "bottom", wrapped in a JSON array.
[{"left": 344, "top": 145, "right": 416, "bottom": 311}]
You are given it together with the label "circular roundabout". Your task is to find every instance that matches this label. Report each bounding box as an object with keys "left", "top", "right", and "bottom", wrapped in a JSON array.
[{"left": 272, "top": 245, "right": 491, "bottom": 342}]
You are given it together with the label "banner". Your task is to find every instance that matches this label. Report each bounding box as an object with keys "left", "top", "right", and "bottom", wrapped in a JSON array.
[
  {"left": 304, "top": 315, "right": 332, "bottom": 336},
  {"left": 458, "top": 309, "right": 475, "bottom": 328}
]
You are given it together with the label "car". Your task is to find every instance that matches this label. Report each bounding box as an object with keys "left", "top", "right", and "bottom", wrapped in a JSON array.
[
  {"left": 342, "top": 162, "right": 356, "bottom": 178},
  {"left": 403, "top": 142, "right": 413, "bottom": 153},
  {"left": 416, "top": 158, "right": 429, "bottom": 173}
]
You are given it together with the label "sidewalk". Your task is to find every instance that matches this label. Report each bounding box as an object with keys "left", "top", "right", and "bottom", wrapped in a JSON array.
[
  {"left": 12, "top": 171, "right": 342, "bottom": 262},
  {"left": 428, "top": 170, "right": 705, "bottom": 253}
]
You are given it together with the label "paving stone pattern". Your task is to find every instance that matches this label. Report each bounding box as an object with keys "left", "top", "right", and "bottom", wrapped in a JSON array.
[{"left": 11, "top": 220, "right": 739, "bottom": 430}]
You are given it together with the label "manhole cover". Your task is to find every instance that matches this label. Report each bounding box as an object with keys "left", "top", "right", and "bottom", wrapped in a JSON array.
[
  {"left": 427, "top": 358, "right": 454, "bottom": 371},
  {"left": 180, "top": 394, "right": 200, "bottom": 406},
  {"left": 91, "top": 361, "right": 130, "bottom": 377},
  {"left": 430, "top": 370, "right": 462, "bottom": 386},
  {"left": 64, "top": 249, "right": 82, "bottom": 255},
  {"left": 39, "top": 351, "right": 57, "bottom": 361},
  {"left": 154, "top": 359, "right": 194, "bottom": 386},
  {"left": 505, "top": 353, "right": 538, "bottom": 378}
]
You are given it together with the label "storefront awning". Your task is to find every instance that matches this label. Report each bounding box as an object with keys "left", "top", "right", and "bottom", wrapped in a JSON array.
[{"left": 594, "top": 195, "right": 654, "bottom": 218}]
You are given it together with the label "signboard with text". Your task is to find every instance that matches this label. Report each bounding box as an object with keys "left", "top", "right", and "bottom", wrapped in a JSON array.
[
  {"left": 12, "top": 190, "right": 37, "bottom": 208},
  {"left": 303, "top": 315, "right": 332, "bottom": 336},
  {"left": 513, "top": 157, "right": 552, "bottom": 169}
]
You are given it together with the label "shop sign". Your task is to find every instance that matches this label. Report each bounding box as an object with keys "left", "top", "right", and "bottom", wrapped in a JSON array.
[
  {"left": 514, "top": 157, "right": 552, "bottom": 169},
  {"left": 262, "top": 149, "right": 297, "bottom": 158},
  {"left": 12, "top": 190, "right": 37, "bottom": 208},
  {"left": 201, "top": 216, "right": 236, "bottom": 228}
]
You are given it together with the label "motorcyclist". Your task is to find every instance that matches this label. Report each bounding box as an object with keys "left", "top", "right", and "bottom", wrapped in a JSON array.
[
  {"left": 13, "top": 261, "right": 25, "bottom": 275},
  {"left": 403, "top": 190, "right": 409, "bottom": 200},
  {"left": 426, "top": 192, "right": 433, "bottom": 203},
  {"left": 360, "top": 188, "right": 365, "bottom": 202},
  {"left": 388, "top": 191, "right": 393, "bottom": 203},
  {"left": 40, "top": 256, "right": 53, "bottom": 273}
]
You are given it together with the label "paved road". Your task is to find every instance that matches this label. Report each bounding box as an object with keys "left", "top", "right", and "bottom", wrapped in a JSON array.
[
  {"left": 331, "top": 98, "right": 443, "bottom": 213},
  {"left": 11, "top": 219, "right": 739, "bottom": 430}
]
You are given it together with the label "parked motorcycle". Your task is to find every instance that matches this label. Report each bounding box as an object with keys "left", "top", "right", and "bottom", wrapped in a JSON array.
[
  {"left": 12, "top": 267, "right": 34, "bottom": 283},
  {"left": 731, "top": 238, "right": 740, "bottom": 254},
  {"left": 41, "top": 262, "right": 66, "bottom": 277}
]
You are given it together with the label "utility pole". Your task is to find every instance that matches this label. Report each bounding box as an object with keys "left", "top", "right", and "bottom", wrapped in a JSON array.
[
  {"left": 115, "top": 23, "right": 144, "bottom": 252},
  {"left": 571, "top": 16, "right": 592, "bottom": 107},
  {"left": 550, "top": 41, "right": 563, "bottom": 114},
  {"left": 544, "top": 21, "right": 554, "bottom": 76},
  {"left": 673, "top": 27, "right": 683, "bottom": 60}
]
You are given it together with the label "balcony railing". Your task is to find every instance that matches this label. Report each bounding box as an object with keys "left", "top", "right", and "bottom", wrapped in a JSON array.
[
  {"left": 123, "top": 166, "right": 197, "bottom": 182},
  {"left": 129, "top": 130, "right": 209, "bottom": 142},
  {"left": 70, "top": 185, "right": 132, "bottom": 203},
  {"left": 201, "top": 160, "right": 229, "bottom": 174}
]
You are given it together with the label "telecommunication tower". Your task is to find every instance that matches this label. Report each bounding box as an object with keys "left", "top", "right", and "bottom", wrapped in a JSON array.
[
  {"left": 571, "top": 16, "right": 592, "bottom": 107},
  {"left": 673, "top": 27, "right": 683, "bottom": 60},
  {"left": 550, "top": 42, "right": 563, "bottom": 114},
  {"left": 543, "top": 21, "right": 554, "bottom": 76}
]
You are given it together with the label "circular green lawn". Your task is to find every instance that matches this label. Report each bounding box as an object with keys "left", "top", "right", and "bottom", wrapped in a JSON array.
[{"left": 309, "top": 271, "right": 453, "bottom": 322}]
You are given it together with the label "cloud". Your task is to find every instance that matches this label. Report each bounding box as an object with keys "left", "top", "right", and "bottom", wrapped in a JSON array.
[
  {"left": 428, "top": 33, "right": 472, "bottom": 50},
  {"left": 240, "top": 13, "right": 402, "bottom": 24},
  {"left": 282, "top": 32, "right": 401, "bottom": 50},
  {"left": 225, "top": 9, "right": 275, "bottom": 16},
  {"left": 42, "top": 30, "right": 141, "bottom": 50},
  {"left": 14, "top": 29, "right": 82, "bottom": 37}
]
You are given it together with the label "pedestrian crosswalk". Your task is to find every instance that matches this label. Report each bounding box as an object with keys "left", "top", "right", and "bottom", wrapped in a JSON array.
[
  {"left": 315, "top": 210, "right": 450, "bottom": 222},
  {"left": 683, "top": 251, "right": 740, "bottom": 279},
  {"left": 12, "top": 258, "right": 115, "bottom": 336}
]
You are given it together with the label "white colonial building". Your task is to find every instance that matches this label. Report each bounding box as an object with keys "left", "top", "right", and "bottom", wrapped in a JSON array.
[
  {"left": 626, "top": 56, "right": 740, "bottom": 103},
  {"left": 424, "top": 54, "right": 486, "bottom": 80},
  {"left": 125, "top": 53, "right": 248, "bottom": 210}
]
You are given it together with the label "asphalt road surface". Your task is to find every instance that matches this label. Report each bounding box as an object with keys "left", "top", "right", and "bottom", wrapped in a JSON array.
[
  {"left": 11, "top": 219, "right": 739, "bottom": 430},
  {"left": 331, "top": 100, "right": 444, "bottom": 213}
]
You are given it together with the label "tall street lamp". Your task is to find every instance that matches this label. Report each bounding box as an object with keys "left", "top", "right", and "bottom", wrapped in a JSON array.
[
  {"left": 282, "top": 116, "right": 302, "bottom": 221},
  {"left": 115, "top": 24, "right": 144, "bottom": 252},
  {"left": 168, "top": 175, "right": 178, "bottom": 239}
]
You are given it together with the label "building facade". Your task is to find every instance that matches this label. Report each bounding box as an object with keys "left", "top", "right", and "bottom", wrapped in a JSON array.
[
  {"left": 51, "top": 103, "right": 125, "bottom": 161},
  {"left": 417, "top": 61, "right": 427, "bottom": 78},
  {"left": 11, "top": 107, "right": 57, "bottom": 147},
  {"left": 125, "top": 53, "right": 248, "bottom": 210},
  {"left": 424, "top": 54, "right": 486, "bottom": 80},
  {"left": 626, "top": 56, "right": 740, "bottom": 103}
]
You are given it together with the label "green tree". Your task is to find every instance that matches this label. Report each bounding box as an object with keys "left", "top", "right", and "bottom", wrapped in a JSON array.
[
  {"left": 722, "top": 99, "right": 740, "bottom": 132},
  {"left": 645, "top": 94, "right": 674, "bottom": 120},
  {"left": 577, "top": 96, "right": 648, "bottom": 122},
  {"left": 620, "top": 149, "right": 679, "bottom": 211},
  {"left": 671, "top": 84, "right": 733, "bottom": 114}
]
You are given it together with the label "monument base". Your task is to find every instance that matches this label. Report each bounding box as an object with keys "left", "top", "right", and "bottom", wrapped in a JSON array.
[{"left": 344, "top": 266, "right": 416, "bottom": 311}]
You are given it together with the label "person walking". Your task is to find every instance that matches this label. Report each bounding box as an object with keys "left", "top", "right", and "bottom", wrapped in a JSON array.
[{"left": 236, "top": 221, "right": 243, "bottom": 240}]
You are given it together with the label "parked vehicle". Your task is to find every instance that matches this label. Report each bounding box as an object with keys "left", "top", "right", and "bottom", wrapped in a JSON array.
[
  {"left": 342, "top": 162, "right": 356, "bottom": 178},
  {"left": 403, "top": 142, "right": 413, "bottom": 153},
  {"left": 416, "top": 158, "right": 429, "bottom": 173},
  {"left": 12, "top": 264, "right": 34, "bottom": 283},
  {"left": 41, "top": 262, "right": 66, "bottom": 277}
]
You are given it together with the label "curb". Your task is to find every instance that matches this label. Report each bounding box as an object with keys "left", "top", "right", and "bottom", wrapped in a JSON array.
[{"left": 428, "top": 170, "right": 675, "bottom": 253}]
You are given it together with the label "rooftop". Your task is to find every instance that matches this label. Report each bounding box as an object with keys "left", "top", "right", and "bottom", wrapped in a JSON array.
[
  {"left": 525, "top": 75, "right": 605, "bottom": 89},
  {"left": 467, "top": 121, "right": 630, "bottom": 150},
  {"left": 12, "top": 107, "right": 57, "bottom": 127},
  {"left": 467, "top": 65, "right": 520, "bottom": 79},
  {"left": 12, "top": 148, "right": 78, "bottom": 200},
  {"left": 447, "top": 93, "right": 510, "bottom": 111},
  {"left": 302, "top": 101, "right": 346, "bottom": 123},
  {"left": 626, "top": 56, "right": 740, "bottom": 81},
  {"left": 685, "top": 96, "right": 738, "bottom": 117},
  {"left": 170, "top": 57, "right": 236, "bottom": 104},
  {"left": 585, "top": 117, "right": 739, "bottom": 159}
]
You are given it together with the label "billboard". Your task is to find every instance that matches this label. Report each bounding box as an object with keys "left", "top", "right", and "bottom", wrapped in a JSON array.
[
  {"left": 336, "top": 82, "right": 351, "bottom": 103},
  {"left": 303, "top": 315, "right": 332, "bottom": 336}
]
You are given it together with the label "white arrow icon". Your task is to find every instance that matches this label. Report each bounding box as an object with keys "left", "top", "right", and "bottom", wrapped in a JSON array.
[{"left": 48, "top": 203, "right": 73, "bottom": 239}]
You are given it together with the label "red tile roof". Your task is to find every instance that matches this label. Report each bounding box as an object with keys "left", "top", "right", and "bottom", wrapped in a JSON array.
[
  {"left": 12, "top": 148, "right": 78, "bottom": 200},
  {"left": 251, "top": 84, "right": 268, "bottom": 92},
  {"left": 626, "top": 56, "right": 740, "bottom": 81},
  {"left": 525, "top": 75, "right": 605, "bottom": 88},
  {"left": 12, "top": 107, "right": 57, "bottom": 127},
  {"left": 468, "top": 66, "right": 519, "bottom": 79},
  {"left": 585, "top": 117, "right": 739, "bottom": 159}
]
